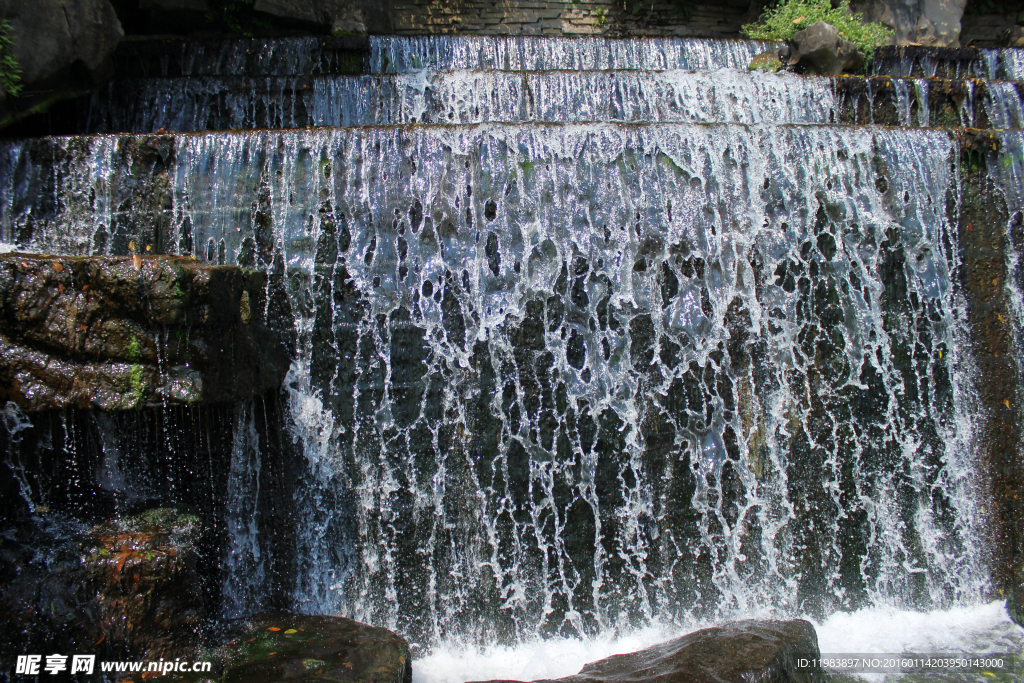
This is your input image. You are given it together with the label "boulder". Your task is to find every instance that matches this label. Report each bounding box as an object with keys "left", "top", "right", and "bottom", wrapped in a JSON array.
[
  {"left": 850, "top": 0, "right": 966, "bottom": 47},
  {"left": 82, "top": 508, "right": 205, "bottom": 661},
  {"left": 0, "top": 253, "right": 289, "bottom": 411},
  {"left": 0, "top": 0, "right": 123, "bottom": 124},
  {"left": 748, "top": 49, "right": 783, "bottom": 73},
  {"left": 252, "top": 0, "right": 391, "bottom": 34},
  {"left": 782, "top": 21, "right": 864, "bottom": 75},
  {"left": 469, "top": 619, "right": 823, "bottom": 683},
  {"left": 210, "top": 614, "right": 412, "bottom": 683},
  {"left": 0, "top": 509, "right": 204, "bottom": 664}
]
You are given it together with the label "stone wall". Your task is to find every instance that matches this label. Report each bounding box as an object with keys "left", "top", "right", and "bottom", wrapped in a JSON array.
[{"left": 390, "top": 0, "right": 754, "bottom": 37}]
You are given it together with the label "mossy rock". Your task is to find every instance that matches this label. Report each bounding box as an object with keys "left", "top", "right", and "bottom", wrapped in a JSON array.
[{"left": 749, "top": 50, "right": 783, "bottom": 73}]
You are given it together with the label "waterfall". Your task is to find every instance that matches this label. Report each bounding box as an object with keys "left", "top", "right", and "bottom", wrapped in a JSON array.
[{"left": 2, "top": 34, "right": 1021, "bottom": 659}]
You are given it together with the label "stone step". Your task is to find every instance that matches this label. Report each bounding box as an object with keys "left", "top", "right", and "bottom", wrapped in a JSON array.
[
  {"left": 0, "top": 122, "right": 1010, "bottom": 263},
  {"left": 6, "top": 72, "right": 1022, "bottom": 136}
]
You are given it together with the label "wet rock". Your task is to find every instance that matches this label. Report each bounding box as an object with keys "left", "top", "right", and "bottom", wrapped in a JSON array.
[
  {"left": 851, "top": 0, "right": 965, "bottom": 47},
  {"left": 0, "top": 0, "right": 123, "bottom": 125},
  {"left": 253, "top": 0, "right": 392, "bottom": 34},
  {"left": 0, "top": 508, "right": 204, "bottom": 664},
  {"left": 469, "top": 619, "right": 822, "bottom": 683},
  {"left": 206, "top": 614, "right": 412, "bottom": 683},
  {"left": 783, "top": 21, "right": 863, "bottom": 76},
  {"left": 748, "top": 49, "right": 783, "bottom": 73},
  {"left": 83, "top": 508, "right": 204, "bottom": 660},
  {"left": 0, "top": 253, "right": 289, "bottom": 411}
]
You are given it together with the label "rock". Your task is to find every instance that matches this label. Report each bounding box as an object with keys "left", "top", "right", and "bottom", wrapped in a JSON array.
[
  {"left": 0, "top": 253, "right": 289, "bottom": 411},
  {"left": 784, "top": 21, "right": 864, "bottom": 75},
  {"left": 0, "top": 0, "right": 123, "bottom": 124},
  {"left": 210, "top": 613, "right": 412, "bottom": 683},
  {"left": 82, "top": 508, "right": 204, "bottom": 661},
  {"left": 748, "top": 49, "right": 783, "bottom": 73},
  {"left": 850, "top": 0, "right": 966, "bottom": 47},
  {"left": 0, "top": 509, "right": 204, "bottom": 664},
  {"left": 252, "top": 0, "right": 391, "bottom": 34},
  {"left": 468, "top": 619, "right": 822, "bottom": 683}
]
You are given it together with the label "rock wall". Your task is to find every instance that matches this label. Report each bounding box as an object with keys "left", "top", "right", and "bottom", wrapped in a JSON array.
[{"left": 390, "top": 0, "right": 753, "bottom": 37}]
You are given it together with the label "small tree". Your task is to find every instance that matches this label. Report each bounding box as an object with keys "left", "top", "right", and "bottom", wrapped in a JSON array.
[
  {"left": 0, "top": 20, "right": 23, "bottom": 98},
  {"left": 742, "top": 0, "right": 893, "bottom": 56}
]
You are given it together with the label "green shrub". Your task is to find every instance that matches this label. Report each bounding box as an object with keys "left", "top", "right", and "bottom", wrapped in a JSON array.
[
  {"left": 0, "top": 20, "right": 23, "bottom": 98},
  {"left": 742, "top": 0, "right": 894, "bottom": 56}
]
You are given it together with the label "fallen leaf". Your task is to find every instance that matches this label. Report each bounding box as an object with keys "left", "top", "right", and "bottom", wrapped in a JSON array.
[
  {"left": 998, "top": 314, "right": 1005, "bottom": 323},
  {"left": 58, "top": 284, "right": 64, "bottom": 294},
  {"left": 268, "top": 627, "right": 281, "bottom": 632},
  {"left": 129, "top": 241, "right": 135, "bottom": 252},
  {"left": 52, "top": 262, "right": 63, "bottom": 272},
  {"left": 938, "top": 350, "right": 943, "bottom": 359},
  {"left": 284, "top": 629, "right": 298, "bottom": 634},
  {"left": 93, "top": 634, "right": 105, "bottom": 646},
  {"left": 132, "top": 254, "right": 142, "bottom": 271},
  {"left": 793, "top": 15, "right": 806, "bottom": 23},
  {"left": 145, "top": 245, "right": 151, "bottom": 252},
  {"left": 1005, "top": 400, "right": 1011, "bottom": 409},
  {"left": 993, "top": 278, "right": 999, "bottom": 286},
  {"left": 80, "top": 324, "right": 87, "bottom": 333},
  {"left": 82, "top": 285, "right": 90, "bottom": 292}
]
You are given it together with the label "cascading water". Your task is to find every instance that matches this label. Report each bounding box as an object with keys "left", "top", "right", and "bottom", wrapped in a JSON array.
[{"left": 2, "top": 33, "right": 1023, "bottom": 680}]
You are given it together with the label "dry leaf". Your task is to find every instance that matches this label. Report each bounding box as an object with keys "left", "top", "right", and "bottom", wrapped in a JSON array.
[
  {"left": 52, "top": 262, "right": 63, "bottom": 272},
  {"left": 129, "top": 240, "right": 135, "bottom": 251},
  {"left": 132, "top": 254, "right": 143, "bottom": 271}
]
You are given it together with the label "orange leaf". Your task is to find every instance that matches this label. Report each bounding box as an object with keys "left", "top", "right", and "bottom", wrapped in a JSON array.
[
  {"left": 52, "top": 262, "right": 63, "bottom": 272},
  {"left": 132, "top": 254, "right": 142, "bottom": 271},
  {"left": 268, "top": 627, "right": 281, "bottom": 632}
]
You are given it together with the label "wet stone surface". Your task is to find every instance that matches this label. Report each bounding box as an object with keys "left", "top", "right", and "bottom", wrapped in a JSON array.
[
  {"left": 468, "top": 619, "right": 823, "bottom": 683},
  {"left": 0, "top": 253, "right": 288, "bottom": 411},
  {"left": 149, "top": 614, "right": 412, "bottom": 683}
]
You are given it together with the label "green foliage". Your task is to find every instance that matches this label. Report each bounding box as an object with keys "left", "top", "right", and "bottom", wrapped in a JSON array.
[
  {"left": 0, "top": 20, "right": 23, "bottom": 98},
  {"left": 742, "top": 0, "right": 894, "bottom": 56}
]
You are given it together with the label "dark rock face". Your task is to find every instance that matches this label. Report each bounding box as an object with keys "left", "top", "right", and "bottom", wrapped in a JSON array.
[
  {"left": 470, "top": 619, "right": 822, "bottom": 683},
  {"left": 82, "top": 507, "right": 204, "bottom": 660},
  {"left": 0, "top": 0, "right": 123, "bottom": 124},
  {"left": 783, "top": 21, "right": 863, "bottom": 76},
  {"left": 851, "top": 0, "right": 965, "bottom": 47},
  {"left": 0, "top": 508, "right": 203, "bottom": 664},
  {"left": 209, "top": 614, "right": 412, "bottom": 683},
  {"left": 0, "top": 253, "right": 288, "bottom": 411}
]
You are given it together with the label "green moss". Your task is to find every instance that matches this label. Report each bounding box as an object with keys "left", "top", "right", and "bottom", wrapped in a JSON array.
[
  {"left": 129, "top": 364, "right": 146, "bottom": 406},
  {"left": 127, "top": 336, "right": 142, "bottom": 362},
  {"left": 0, "top": 20, "right": 22, "bottom": 98},
  {"left": 742, "top": 0, "right": 893, "bottom": 58}
]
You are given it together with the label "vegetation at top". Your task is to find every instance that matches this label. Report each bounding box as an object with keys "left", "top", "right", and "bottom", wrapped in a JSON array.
[
  {"left": 0, "top": 20, "right": 23, "bottom": 98},
  {"left": 742, "top": 0, "right": 894, "bottom": 56}
]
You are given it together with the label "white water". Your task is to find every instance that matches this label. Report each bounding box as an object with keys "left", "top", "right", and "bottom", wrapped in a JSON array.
[{"left": 412, "top": 602, "right": 1023, "bottom": 683}]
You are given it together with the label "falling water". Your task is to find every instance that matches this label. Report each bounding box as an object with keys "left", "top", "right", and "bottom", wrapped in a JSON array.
[{"left": 2, "top": 34, "right": 1020, "bottom": 666}]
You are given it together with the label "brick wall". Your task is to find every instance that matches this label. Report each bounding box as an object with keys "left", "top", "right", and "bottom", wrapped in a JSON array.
[{"left": 390, "top": 0, "right": 755, "bottom": 37}]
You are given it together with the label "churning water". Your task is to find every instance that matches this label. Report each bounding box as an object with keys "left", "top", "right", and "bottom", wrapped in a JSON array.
[{"left": 2, "top": 34, "right": 1022, "bottom": 678}]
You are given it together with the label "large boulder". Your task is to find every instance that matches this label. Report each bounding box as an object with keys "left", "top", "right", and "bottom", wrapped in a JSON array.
[
  {"left": 82, "top": 508, "right": 205, "bottom": 661},
  {"left": 469, "top": 619, "right": 823, "bottom": 683},
  {"left": 184, "top": 614, "right": 412, "bottom": 683},
  {"left": 850, "top": 0, "right": 967, "bottom": 47},
  {"left": 0, "top": 253, "right": 289, "bottom": 411},
  {"left": 782, "top": 21, "right": 864, "bottom": 75},
  {"left": 0, "top": 0, "right": 123, "bottom": 123},
  {"left": 0, "top": 509, "right": 204, "bottom": 664}
]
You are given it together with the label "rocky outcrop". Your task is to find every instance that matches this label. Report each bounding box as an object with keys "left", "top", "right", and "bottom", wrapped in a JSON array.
[
  {"left": 0, "top": 0, "right": 123, "bottom": 125},
  {"left": 469, "top": 619, "right": 822, "bottom": 683},
  {"left": 206, "top": 614, "right": 412, "bottom": 683},
  {"left": 850, "top": 0, "right": 966, "bottom": 47},
  {"left": 781, "top": 21, "right": 863, "bottom": 75},
  {"left": 82, "top": 508, "right": 204, "bottom": 661},
  {"left": 0, "top": 253, "right": 289, "bottom": 411},
  {"left": 1, "top": 509, "right": 204, "bottom": 663},
  {"left": 134, "top": 0, "right": 391, "bottom": 34}
]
